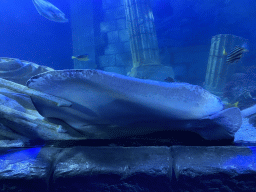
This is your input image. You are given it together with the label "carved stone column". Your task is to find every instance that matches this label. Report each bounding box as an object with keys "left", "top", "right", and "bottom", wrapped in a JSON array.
[
  {"left": 124, "top": 0, "right": 174, "bottom": 80},
  {"left": 204, "top": 34, "right": 248, "bottom": 96}
]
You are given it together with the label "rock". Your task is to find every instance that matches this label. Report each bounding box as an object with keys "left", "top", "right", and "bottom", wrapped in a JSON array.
[
  {"left": 53, "top": 146, "right": 172, "bottom": 192},
  {"left": 0, "top": 57, "right": 53, "bottom": 85}
]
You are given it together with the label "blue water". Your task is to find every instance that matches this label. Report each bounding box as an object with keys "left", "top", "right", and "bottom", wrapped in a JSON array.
[
  {"left": 153, "top": 0, "right": 256, "bottom": 50},
  {"left": 0, "top": 0, "right": 255, "bottom": 70},
  {"left": 0, "top": 0, "right": 71, "bottom": 69}
]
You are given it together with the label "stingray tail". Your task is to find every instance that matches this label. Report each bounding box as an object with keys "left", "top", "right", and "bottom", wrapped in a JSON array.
[{"left": 198, "top": 107, "right": 242, "bottom": 140}]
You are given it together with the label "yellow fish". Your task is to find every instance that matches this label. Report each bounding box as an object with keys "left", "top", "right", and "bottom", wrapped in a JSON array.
[
  {"left": 223, "top": 46, "right": 227, "bottom": 55},
  {"left": 72, "top": 54, "right": 89, "bottom": 61},
  {"left": 225, "top": 101, "right": 239, "bottom": 109},
  {"left": 233, "top": 101, "right": 239, "bottom": 108}
]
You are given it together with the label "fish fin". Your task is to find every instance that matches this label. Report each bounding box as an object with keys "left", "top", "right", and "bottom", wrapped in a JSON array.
[
  {"left": 199, "top": 108, "right": 242, "bottom": 140},
  {"left": 71, "top": 56, "right": 76, "bottom": 59}
]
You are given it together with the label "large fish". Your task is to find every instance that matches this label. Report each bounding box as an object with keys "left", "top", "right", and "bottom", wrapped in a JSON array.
[
  {"left": 27, "top": 70, "right": 242, "bottom": 140},
  {"left": 32, "top": 0, "right": 68, "bottom": 22}
]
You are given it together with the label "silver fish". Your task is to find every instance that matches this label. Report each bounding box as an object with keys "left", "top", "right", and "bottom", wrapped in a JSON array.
[{"left": 32, "top": 0, "right": 68, "bottom": 22}]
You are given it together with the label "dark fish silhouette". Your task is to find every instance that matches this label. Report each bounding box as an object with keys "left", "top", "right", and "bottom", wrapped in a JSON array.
[{"left": 32, "top": 0, "right": 68, "bottom": 22}]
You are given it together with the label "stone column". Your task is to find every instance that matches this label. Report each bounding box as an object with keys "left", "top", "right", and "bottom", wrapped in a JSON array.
[
  {"left": 204, "top": 34, "right": 248, "bottom": 96},
  {"left": 124, "top": 0, "right": 174, "bottom": 80},
  {"left": 70, "top": 0, "right": 96, "bottom": 69}
]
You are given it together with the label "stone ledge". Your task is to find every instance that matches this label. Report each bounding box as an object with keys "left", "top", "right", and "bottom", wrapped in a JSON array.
[
  {"left": 172, "top": 146, "right": 256, "bottom": 192},
  {"left": 0, "top": 146, "right": 255, "bottom": 192}
]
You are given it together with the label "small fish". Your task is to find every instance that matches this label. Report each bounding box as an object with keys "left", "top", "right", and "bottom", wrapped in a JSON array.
[
  {"left": 224, "top": 101, "right": 239, "bottom": 109},
  {"left": 222, "top": 46, "right": 227, "bottom": 55},
  {"left": 233, "top": 101, "right": 239, "bottom": 108},
  {"left": 72, "top": 54, "right": 89, "bottom": 62},
  {"left": 226, "top": 43, "right": 248, "bottom": 64},
  {"left": 32, "top": 0, "right": 68, "bottom": 23}
]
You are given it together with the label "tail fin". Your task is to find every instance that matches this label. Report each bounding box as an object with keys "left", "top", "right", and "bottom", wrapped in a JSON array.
[{"left": 71, "top": 56, "right": 76, "bottom": 59}]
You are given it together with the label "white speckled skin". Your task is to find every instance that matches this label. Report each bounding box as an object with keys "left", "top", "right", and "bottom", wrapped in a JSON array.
[{"left": 27, "top": 69, "right": 241, "bottom": 140}]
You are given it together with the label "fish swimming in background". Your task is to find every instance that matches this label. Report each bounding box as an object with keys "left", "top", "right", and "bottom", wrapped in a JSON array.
[
  {"left": 226, "top": 43, "right": 248, "bottom": 64},
  {"left": 32, "top": 0, "right": 68, "bottom": 22},
  {"left": 72, "top": 54, "right": 89, "bottom": 62}
]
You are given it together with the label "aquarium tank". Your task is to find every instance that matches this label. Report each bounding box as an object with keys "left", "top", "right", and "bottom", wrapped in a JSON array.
[{"left": 0, "top": 0, "right": 256, "bottom": 192}]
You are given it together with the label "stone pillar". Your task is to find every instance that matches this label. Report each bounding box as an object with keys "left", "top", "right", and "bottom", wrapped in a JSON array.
[
  {"left": 124, "top": 0, "right": 174, "bottom": 80},
  {"left": 204, "top": 34, "right": 248, "bottom": 96},
  {"left": 70, "top": 0, "right": 96, "bottom": 69}
]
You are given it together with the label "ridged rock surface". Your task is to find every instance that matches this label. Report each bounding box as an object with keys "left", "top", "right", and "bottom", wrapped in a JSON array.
[{"left": 0, "top": 146, "right": 255, "bottom": 192}]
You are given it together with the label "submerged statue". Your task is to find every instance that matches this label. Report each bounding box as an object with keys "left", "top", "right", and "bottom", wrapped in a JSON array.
[{"left": 32, "top": 0, "right": 68, "bottom": 22}]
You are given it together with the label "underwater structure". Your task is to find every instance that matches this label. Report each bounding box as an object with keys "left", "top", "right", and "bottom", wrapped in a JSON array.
[
  {"left": 70, "top": 0, "right": 174, "bottom": 80},
  {"left": 123, "top": 0, "right": 174, "bottom": 80},
  {"left": 204, "top": 34, "right": 248, "bottom": 95},
  {"left": 124, "top": 0, "right": 173, "bottom": 80}
]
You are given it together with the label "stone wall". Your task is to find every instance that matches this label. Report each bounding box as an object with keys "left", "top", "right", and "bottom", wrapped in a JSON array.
[
  {"left": 0, "top": 146, "right": 255, "bottom": 192},
  {"left": 99, "top": 0, "right": 133, "bottom": 75},
  {"left": 70, "top": 0, "right": 210, "bottom": 83}
]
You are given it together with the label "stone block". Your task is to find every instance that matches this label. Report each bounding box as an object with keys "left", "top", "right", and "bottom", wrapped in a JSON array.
[
  {"left": 119, "top": 29, "right": 130, "bottom": 42},
  {"left": 123, "top": 41, "right": 131, "bottom": 53},
  {"left": 105, "top": 44, "right": 118, "bottom": 55},
  {"left": 173, "top": 146, "right": 256, "bottom": 192},
  {"left": 105, "top": 43, "right": 130, "bottom": 55},
  {"left": 115, "top": 53, "right": 132, "bottom": 66},
  {"left": 100, "top": 21, "right": 117, "bottom": 32},
  {"left": 107, "top": 31, "right": 119, "bottom": 43},
  {"left": 52, "top": 146, "right": 172, "bottom": 192},
  {"left": 0, "top": 147, "right": 61, "bottom": 192},
  {"left": 116, "top": 18, "right": 127, "bottom": 30},
  {"left": 99, "top": 54, "right": 116, "bottom": 67}
]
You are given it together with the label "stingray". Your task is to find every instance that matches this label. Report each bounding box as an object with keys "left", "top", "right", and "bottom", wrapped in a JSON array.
[
  {"left": 32, "top": 0, "right": 68, "bottom": 22},
  {"left": 27, "top": 69, "right": 242, "bottom": 140}
]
